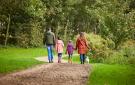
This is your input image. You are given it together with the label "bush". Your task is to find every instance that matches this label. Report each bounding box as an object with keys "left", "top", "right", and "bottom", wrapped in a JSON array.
[
  {"left": 120, "top": 40, "right": 135, "bottom": 58},
  {"left": 104, "top": 43, "right": 135, "bottom": 65},
  {"left": 17, "top": 33, "right": 30, "bottom": 48},
  {"left": 122, "top": 42, "right": 135, "bottom": 66},
  {"left": 84, "top": 33, "right": 114, "bottom": 63},
  {"left": 29, "top": 21, "right": 44, "bottom": 47},
  {"left": 104, "top": 51, "right": 128, "bottom": 65},
  {"left": 128, "top": 57, "right": 135, "bottom": 66},
  {"left": 17, "top": 22, "right": 44, "bottom": 48},
  {"left": 74, "top": 33, "right": 135, "bottom": 65}
]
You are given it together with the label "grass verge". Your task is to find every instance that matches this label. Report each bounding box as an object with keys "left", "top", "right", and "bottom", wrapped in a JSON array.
[
  {"left": 88, "top": 64, "right": 135, "bottom": 85},
  {"left": 0, "top": 47, "right": 47, "bottom": 73}
]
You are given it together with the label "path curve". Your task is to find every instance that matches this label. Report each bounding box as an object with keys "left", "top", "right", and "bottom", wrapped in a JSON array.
[
  {"left": 35, "top": 56, "right": 67, "bottom": 63},
  {"left": 35, "top": 54, "right": 79, "bottom": 63},
  {"left": 0, "top": 54, "right": 91, "bottom": 85}
]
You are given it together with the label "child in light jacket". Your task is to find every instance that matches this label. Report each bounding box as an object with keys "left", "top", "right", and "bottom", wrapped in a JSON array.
[{"left": 55, "top": 37, "right": 64, "bottom": 63}]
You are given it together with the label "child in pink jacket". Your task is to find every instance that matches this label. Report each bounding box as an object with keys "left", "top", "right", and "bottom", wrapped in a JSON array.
[{"left": 55, "top": 37, "right": 64, "bottom": 63}]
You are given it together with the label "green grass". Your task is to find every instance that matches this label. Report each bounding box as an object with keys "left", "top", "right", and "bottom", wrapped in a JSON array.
[
  {"left": 63, "top": 55, "right": 135, "bottom": 85},
  {"left": 0, "top": 47, "right": 47, "bottom": 73},
  {"left": 88, "top": 64, "right": 135, "bottom": 85},
  {"left": 63, "top": 55, "right": 80, "bottom": 63}
]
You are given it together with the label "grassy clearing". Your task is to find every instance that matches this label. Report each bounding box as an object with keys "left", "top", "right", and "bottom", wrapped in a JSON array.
[
  {"left": 88, "top": 64, "right": 135, "bottom": 85},
  {"left": 0, "top": 47, "right": 47, "bottom": 73}
]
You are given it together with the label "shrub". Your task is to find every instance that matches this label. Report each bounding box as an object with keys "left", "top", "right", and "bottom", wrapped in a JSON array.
[
  {"left": 74, "top": 33, "right": 135, "bottom": 65},
  {"left": 104, "top": 51, "right": 128, "bottom": 65},
  {"left": 104, "top": 42, "right": 135, "bottom": 65},
  {"left": 128, "top": 57, "right": 135, "bottom": 66},
  {"left": 120, "top": 40, "right": 135, "bottom": 58},
  {"left": 17, "top": 33, "right": 30, "bottom": 48},
  {"left": 17, "top": 22, "right": 44, "bottom": 48},
  {"left": 84, "top": 33, "right": 114, "bottom": 63}
]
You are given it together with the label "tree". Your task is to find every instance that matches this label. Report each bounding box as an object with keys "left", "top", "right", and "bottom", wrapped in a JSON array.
[
  {"left": 88, "top": 0, "right": 135, "bottom": 49},
  {"left": 0, "top": 0, "right": 45, "bottom": 47}
]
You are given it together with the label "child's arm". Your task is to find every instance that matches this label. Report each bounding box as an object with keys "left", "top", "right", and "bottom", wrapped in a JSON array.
[
  {"left": 62, "top": 42, "right": 64, "bottom": 47},
  {"left": 72, "top": 44, "right": 75, "bottom": 50}
]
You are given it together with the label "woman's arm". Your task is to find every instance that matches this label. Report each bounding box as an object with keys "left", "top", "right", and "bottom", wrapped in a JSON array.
[
  {"left": 85, "top": 39, "right": 90, "bottom": 49},
  {"left": 75, "top": 39, "right": 78, "bottom": 50}
]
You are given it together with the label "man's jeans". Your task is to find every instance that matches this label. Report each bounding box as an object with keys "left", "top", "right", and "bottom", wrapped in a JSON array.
[{"left": 47, "top": 45, "right": 53, "bottom": 63}]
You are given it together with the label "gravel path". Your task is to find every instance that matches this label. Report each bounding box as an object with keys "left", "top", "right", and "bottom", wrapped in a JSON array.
[
  {"left": 35, "top": 56, "right": 67, "bottom": 63},
  {"left": 35, "top": 54, "right": 79, "bottom": 63},
  {"left": 0, "top": 55, "right": 91, "bottom": 85}
]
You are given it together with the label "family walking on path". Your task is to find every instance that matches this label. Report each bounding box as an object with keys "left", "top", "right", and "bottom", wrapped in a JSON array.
[
  {"left": 44, "top": 28, "right": 90, "bottom": 64},
  {"left": 0, "top": 28, "right": 91, "bottom": 85}
]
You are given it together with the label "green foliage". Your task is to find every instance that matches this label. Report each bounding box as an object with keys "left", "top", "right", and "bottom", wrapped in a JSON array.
[
  {"left": 15, "top": 21, "right": 44, "bottom": 48},
  {"left": 86, "top": 0, "right": 135, "bottom": 48},
  {"left": 17, "top": 33, "right": 30, "bottom": 48},
  {"left": 83, "top": 33, "right": 135, "bottom": 65},
  {"left": 30, "top": 25, "right": 43, "bottom": 47},
  {"left": 123, "top": 47, "right": 135, "bottom": 58},
  {"left": 0, "top": 0, "right": 45, "bottom": 47},
  {"left": 0, "top": 0, "right": 135, "bottom": 48},
  {"left": 120, "top": 40, "right": 135, "bottom": 57},
  {"left": 100, "top": 12, "right": 135, "bottom": 48},
  {"left": 25, "top": 0, "right": 45, "bottom": 19},
  {"left": 86, "top": 33, "right": 115, "bottom": 49},
  {"left": 84, "top": 33, "right": 114, "bottom": 63},
  {"left": 104, "top": 51, "right": 128, "bottom": 65},
  {"left": 128, "top": 57, "right": 135, "bottom": 65},
  {"left": 104, "top": 40, "right": 135, "bottom": 65}
]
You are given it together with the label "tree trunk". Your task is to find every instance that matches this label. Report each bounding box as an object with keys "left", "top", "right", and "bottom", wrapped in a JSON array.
[
  {"left": 4, "top": 14, "right": 10, "bottom": 47},
  {"left": 55, "top": 22, "right": 60, "bottom": 38},
  {"left": 94, "top": 26, "right": 97, "bottom": 34},
  {"left": 64, "top": 20, "right": 69, "bottom": 42}
]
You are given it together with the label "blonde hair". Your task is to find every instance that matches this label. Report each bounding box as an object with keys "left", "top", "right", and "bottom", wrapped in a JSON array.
[
  {"left": 76, "top": 32, "right": 89, "bottom": 49},
  {"left": 79, "top": 32, "right": 86, "bottom": 40}
]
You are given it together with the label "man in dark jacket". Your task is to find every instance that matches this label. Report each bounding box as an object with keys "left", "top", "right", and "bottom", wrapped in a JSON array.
[{"left": 43, "top": 28, "right": 55, "bottom": 63}]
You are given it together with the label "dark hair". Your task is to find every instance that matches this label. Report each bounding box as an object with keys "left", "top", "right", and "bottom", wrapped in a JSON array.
[
  {"left": 57, "top": 36, "right": 61, "bottom": 40},
  {"left": 69, "top": 40, "right": 72, "bottom": 43},
  {"left": 48, "top": 28, "right": 51, "bottom": 31}
]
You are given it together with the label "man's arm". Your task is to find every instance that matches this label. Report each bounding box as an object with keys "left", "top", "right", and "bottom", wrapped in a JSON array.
[{"left": 53, "top": 33, "right": 56, "bottom": 46}]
